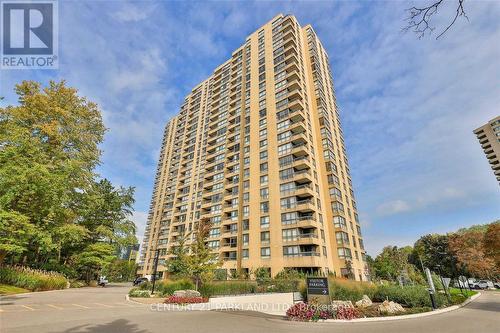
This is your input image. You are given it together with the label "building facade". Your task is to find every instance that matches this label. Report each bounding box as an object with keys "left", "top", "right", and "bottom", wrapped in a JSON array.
[
  {"left": 474, "top": 116, "right": 500, "bottom": 183},
  {"left": 138, "top": 14, "right": 368, "bottom": 281}
]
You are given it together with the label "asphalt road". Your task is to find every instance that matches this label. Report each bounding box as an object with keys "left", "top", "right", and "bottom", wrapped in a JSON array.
[{"left": 1, "top": 284, "right": 499, "bottom": 333}]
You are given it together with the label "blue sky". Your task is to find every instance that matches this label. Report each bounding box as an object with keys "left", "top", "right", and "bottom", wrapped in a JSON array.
[{"left": 1, "top": 0, "right": 499, "bottom": 256}]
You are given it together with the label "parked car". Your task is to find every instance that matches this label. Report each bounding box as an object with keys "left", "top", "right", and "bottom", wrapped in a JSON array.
[
  {"left": 133, "top": 277, "right": 149, "bottom": 286},
  {"left": 473, "top": 280, "right": 491, "bottom": 290},
  {"left": 494, "top": 282, "right": 500, "bottom": 289}
]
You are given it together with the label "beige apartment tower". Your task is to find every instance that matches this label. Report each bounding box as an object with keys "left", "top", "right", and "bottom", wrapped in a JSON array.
[
  {"left": 474, "top": 116, "right": 500, "bottom": 183},
  {"left": 138, "top": 14, "right": 368, "bottom": 281}
]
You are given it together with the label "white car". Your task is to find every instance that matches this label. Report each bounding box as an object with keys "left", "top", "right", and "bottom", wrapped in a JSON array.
[{"left": 473, "top": 280, "right": 492, "bottom": 290}]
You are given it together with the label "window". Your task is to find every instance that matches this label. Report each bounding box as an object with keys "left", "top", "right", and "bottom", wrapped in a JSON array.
[
  {"left": 281, "top": 212, "right": 297, "bottom": 225},
  {"left": 260, "top": 175, "right": 268, "bottom": 185},
  {"left": 337, "top": 247, "right": 352, "bottom": 260},
  {"left": 243, "top": 206, "right": 249, "bottom": 217},
  {"left": 278, "top": 143, "right": 292, "bottom": 155},
  {"left": 260, "top": 150, "right": 268, "bottom": 160},
  {"left": 260, "top": 187, "right": 269, "bottom": 199},
  {"left": 279, "top": 168, "right": 294, "bottom": 180},
  {"left": 283, "top": 245, "right": 299, "bottom": 256},
  {"left": 336, "top": 231, "right": 350, "bottom": 245},
  {"left": 282, "top": 228, "right": 298, "bottom": 241},
  {"left": 242, "top": 249, "right": 249, "bottom": 259},
  {"left": 333, "top": 216, "right": 347, "bottom": 229},
  {"left": 260, "top": 231, "right": 270, "bottom": 244},
  {"left": 261, "top": 247, "right": 270, "bottom": 258},
  {"left": 260, "top": 162, "right": 268, "bottom": 172},
  {"left": 209, "top": 228, "right": 220, "bottom": 238},
  {"left": 260, "top": 201, "right": 269, "bottom": 213},
  {"left": 242, "top": 234, "right": 249, "bottom": 246},
  {"left": 280, "top": 197, "right": 296, "bottom": 209},
  {"left": 259, "top": 139, "right": 267, "bottom": 148},
  {"left": 260, "top": 216, "right": 270, "bottom": 228},
  {"left": 280, "top": 182, "right": 295, "bottom": 194},
  {"left": 207, "top": 240, "right": 220, "bottom": 249},
  {"left": 210, "top": 204, "right": 222, "bottom": 214}
]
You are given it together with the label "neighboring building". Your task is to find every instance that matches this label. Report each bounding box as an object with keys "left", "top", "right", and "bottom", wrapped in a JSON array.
[
  {"left": 138, "top": 14, "right": 368, "bottom": 281},
  {"left": 120, "top": 243, "right": 140, "bottom": 261},
  {"left": 474, "top": 116, "right": 500, "bottom": 183}
]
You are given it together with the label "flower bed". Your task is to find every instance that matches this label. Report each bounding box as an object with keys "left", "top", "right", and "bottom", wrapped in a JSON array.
[
  {"left": 286, "top": 302, "right": 345, "bottom": 321},
  {"left": 164, "top": 295, "right": 208, "bottom": 304}
]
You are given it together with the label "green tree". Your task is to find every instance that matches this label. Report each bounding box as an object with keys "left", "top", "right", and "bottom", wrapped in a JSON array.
[
  {"left": 167, "top": 234, "right": 191, "bottom": 277},
  {"left": 0, "top": 211, "right": 34, "bottom": 264},
  {"left": 167, "top": 219, "right": 220, "bottom": 290},
  {"left": 78, "top": 179, "right": 136, "bottom": 250},
  {"left": 373, "top": 246, "right": 417, "bottom": 281},
  {"left": 0, "top": 80, "right": 138, "bottom": 283},
  {"left": 0, "top": 80, "right": 106, "bottom": 265},
  {"left": 188, "top": 219, "right": 220, "bottom": 290},
  {"left": 74, "top": 243, "right": 115, "bottom": 283},
  {"left": 103, "top": 259, "right": 138, "bottom": 282},
  {"left": 411, "top": 234, "right": 457, "bottom": 277}
]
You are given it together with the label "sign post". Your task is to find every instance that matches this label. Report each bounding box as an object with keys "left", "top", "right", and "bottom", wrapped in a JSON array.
[
  {"left": 441, "top": 277, "right": 451, "bottom": 302},
  {"left": 306, "top": 277, "right": 330, "bottom": 305}
]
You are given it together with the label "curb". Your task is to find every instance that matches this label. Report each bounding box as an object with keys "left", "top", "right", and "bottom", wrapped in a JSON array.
[
  {"left": 322, "top": 292, "right": 481, "bottom": 323},
  {"left": 0, "top": 288, "right": 70, "bottom": 298},
  {"left": 125, "top": 294, "right": 146, "bottom": 305}
]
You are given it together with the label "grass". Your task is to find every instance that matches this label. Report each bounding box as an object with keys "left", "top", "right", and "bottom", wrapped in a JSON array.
[
  {"left": 0, "top": 283, "right": 29, "bottom": 295},
  {"left": 0, "top": 266, "right": 68, "bottom": 291}
]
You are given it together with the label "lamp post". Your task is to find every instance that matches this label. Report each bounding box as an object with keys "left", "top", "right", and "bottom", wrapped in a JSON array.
[{"left": 151, "top": 248, "right": 160, "bottom": 295}]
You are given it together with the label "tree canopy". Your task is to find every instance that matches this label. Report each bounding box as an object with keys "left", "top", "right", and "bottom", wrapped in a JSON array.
[{"left": 0, "top": 80, "right": 138, "bottom": 282}]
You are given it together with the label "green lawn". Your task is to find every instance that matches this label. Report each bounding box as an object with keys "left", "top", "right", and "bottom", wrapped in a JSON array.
[
  {"left": 0, "top": 283, "right": 29, "bottom": 295},
  {"left": 449, "top": 288, "right": 477, "bottom": 298}
]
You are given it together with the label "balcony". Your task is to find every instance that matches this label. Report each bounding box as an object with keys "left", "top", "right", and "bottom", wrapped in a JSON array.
[
  {"left": 281, "top": 183, "right": 314, "bottom": 197},
  {"left": 282, "top": 199, "right": 315, "bottom": 213},
  {"left": 291, "top": 142, "right": 308, "bottom": 156}
]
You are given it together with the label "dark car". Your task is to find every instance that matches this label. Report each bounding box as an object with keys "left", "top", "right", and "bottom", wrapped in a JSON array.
[{"left": 133, "top": 277, "right": 149, "bottom": 286}]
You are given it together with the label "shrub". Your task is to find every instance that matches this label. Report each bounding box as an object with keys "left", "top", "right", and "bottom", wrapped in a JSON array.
[
  {"left": 0, "top": 266, "right": 68, "bottom": 291},
  {"left": 327, "top": 278, "right": 376, "bottom": 302},
  {"left": 129, "top": 288, "right": 151, "bottom": 298},
  {"left": 156, "top": 278, "right": 195, "bottom": 296},
  {"left": 138, "top": 281, "right": 152, "bottom": 290},
  {"left": 259, "top": 279, "right": 302, "bottom": 293},
  {"left": 199, "top": 280, "right": 257, "bottom": 297},
  {"left": 254, "top": 267, "right": 271, "bottom": 284},
  {"left": 274, "top": 268, "right": 305, "bottom": 280},
  {"left": 286, "top": 302, "right": 335, "bottom": 321},
  {"left": 373, "top": 284, "right": 428, "bottom": 308},
  {"left": 69, "top": 280, "right": 87, "bottom": 288},
  {"left": 335, "top": 305, "right": 359, "bottom": 320},
  {"left": 164, "top": 295, "right": 208, "bottom": 304}
]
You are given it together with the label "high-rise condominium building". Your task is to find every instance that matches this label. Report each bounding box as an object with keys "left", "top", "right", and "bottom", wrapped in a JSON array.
[
  {"left": 138, "top": 14, "right": 368, "bottom": 281},
  {"left": 474, "top": 115, "right": 500, "bottom": 183}
]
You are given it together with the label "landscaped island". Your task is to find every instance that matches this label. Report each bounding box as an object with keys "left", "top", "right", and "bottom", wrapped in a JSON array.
[{"left": 128, "top": 271, "right": 476, "bottom": 320}]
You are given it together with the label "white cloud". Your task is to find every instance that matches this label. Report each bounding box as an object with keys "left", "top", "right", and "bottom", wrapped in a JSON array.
[
  {"left": 376, "top": 200, "right": 411, "bottom": 216},
  {"left": 113, "top": 5, "right": 150, "bottom": 22},
  {"left": 132, "top": 210, "right": 148, "bottom": 241}
]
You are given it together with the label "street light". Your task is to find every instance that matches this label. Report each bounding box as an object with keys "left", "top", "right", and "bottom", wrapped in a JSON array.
[{"left": 151, "top": 248, "right": 160, "bottom": 295}]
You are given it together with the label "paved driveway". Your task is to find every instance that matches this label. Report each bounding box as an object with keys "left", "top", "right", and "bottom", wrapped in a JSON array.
[{"left": 1, "top": 284, "right": 499, "bottom": 333}]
